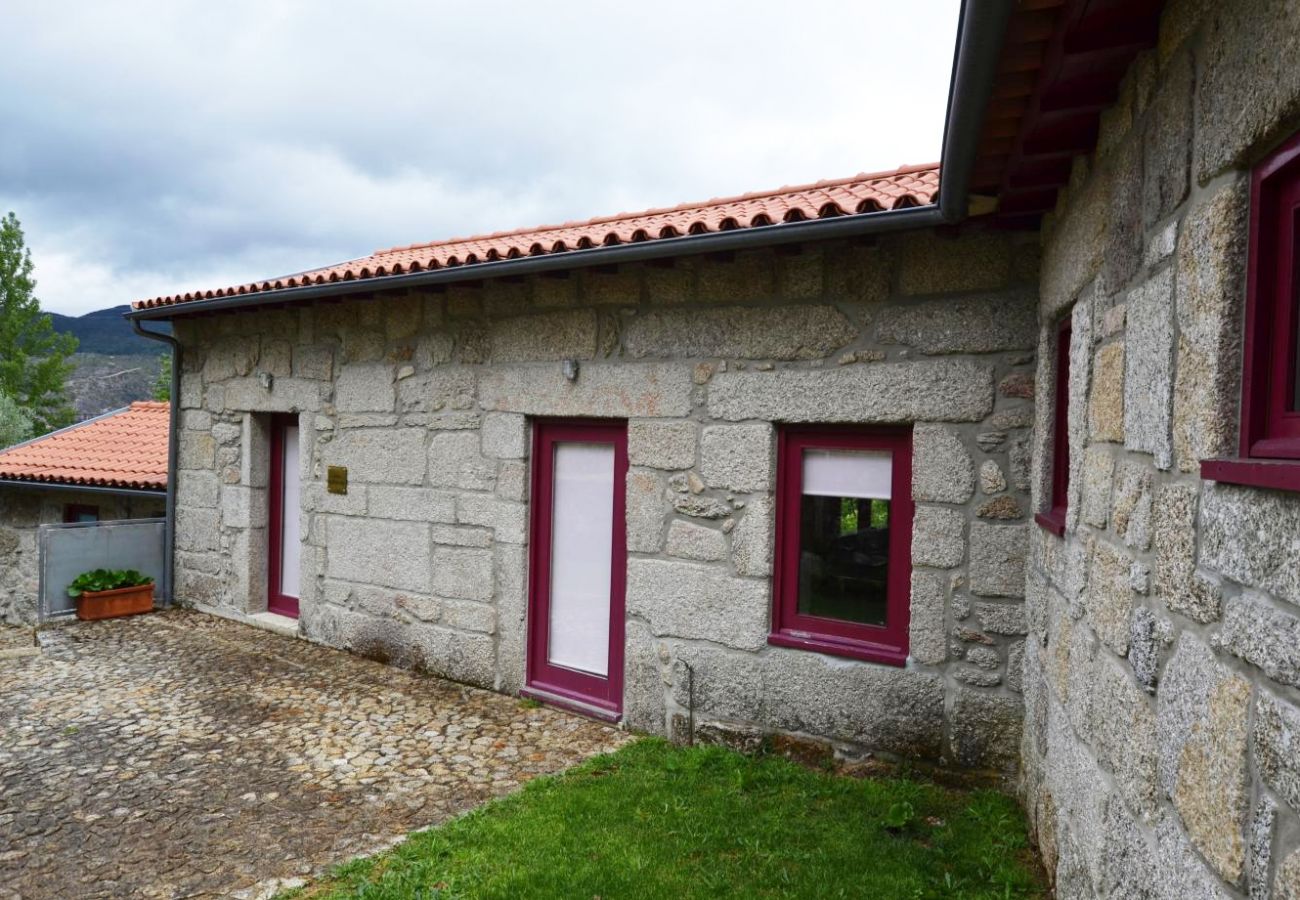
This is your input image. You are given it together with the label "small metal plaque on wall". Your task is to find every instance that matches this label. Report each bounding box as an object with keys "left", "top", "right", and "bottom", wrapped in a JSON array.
[{"left": 327, "top": 466, "right": 348, "bottom": 495}]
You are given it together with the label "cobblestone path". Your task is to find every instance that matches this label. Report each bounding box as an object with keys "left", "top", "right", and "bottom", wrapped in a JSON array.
[{"left": 0, "top": 610, "right": 630, "bottom": 899}]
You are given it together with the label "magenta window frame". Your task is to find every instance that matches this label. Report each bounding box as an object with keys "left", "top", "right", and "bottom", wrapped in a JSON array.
[
  {"left": 1035, "top": 317, "right": 1071, "bottom": 536},
  {"left": 768, "top": 425, "right": 913, "bottom": 667},
  {"left": 1203, "top": 129, "right": 1300, "bottom": 492},
  {"left": 267, "top": 414, "right": 299, "bottom": 619},
  {"left": 525, "top": 419, "right": 628, "bottom": 719}
]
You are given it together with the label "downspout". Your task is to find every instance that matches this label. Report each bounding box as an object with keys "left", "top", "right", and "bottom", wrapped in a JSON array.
[{"left": 131, "top": 319, "right": 180, "bottom": 607}]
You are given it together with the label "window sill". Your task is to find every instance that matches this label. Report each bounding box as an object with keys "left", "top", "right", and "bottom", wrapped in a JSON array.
[
  {"left": 767, "top": 631, "right": 907, "bottom": 667},
  {"left": 1034, "top": 509, "right": 1066, "bottom": 537},
  {"left": 1201, "top": 458, "right": 1300, "bottom": 492}
]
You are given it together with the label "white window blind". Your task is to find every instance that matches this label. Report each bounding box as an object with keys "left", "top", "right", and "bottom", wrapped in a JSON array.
[
  {"left": 279, "top": 424, "right": 301, "bottom": 598},
  {"left": 547, "top": 442, "right": 614, "bottom": 676},
  {"left": 801, "top": 448, "right": 892, "bottom": 500}
]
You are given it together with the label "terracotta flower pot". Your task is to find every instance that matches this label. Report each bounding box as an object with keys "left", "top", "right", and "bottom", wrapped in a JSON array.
[{"left": 76, "top": 583, "right": 155, "bottom": 621}]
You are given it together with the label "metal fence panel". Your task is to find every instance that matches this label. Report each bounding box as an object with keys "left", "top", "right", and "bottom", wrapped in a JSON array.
[{"left": 38, "top": 518, "right": 168, "bottom": 621}]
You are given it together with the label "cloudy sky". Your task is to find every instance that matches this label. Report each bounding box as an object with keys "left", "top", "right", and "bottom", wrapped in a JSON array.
[{"left": 0, "top": 1, "right": 960, "bottom": 316}]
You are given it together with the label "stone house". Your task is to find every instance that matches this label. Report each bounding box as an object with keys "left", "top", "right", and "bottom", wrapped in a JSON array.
[
  {"left": 125, "top": 0, "right": 1300, "bottom": 895},
  {"left": 0, "top": 401, "right": 169, "bottom": 624}
]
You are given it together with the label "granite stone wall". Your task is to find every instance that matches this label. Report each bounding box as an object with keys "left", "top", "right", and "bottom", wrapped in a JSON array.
[
  {"left": 172, "top": 227, "right": 1038, "bottom": 771},
  {"left": 0, "top": 489, "right": 165, "bottom": 625},
  {"left": 1021, "top": 0, "right": 1300, "bottom": 895}
]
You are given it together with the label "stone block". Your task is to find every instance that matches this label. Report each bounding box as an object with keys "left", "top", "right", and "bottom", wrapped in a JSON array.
[
  {"left": 912, "top": 424, "right": 975, "bottom": 503},
  {"left": 324, "top": 428, "right": 427, "bottom": 485},
  {"left": 327, "top": 517, "right": 431, "bottom": 593},
  {"left": 1099, "top": 796, "right": 1158, "bottom": 900},
  {"left": 489, "top": 310, "right": 597, "bottom": 362},
  {"left": 948, "top": 689, "right": 1023, "bottom": 771},
  {"left": 1253, "top": 690, "right": 1300, "bottom": 815},
  {"left": 969, "top": 523, "right": 1027, "bottom": 598},
  {"left": 626, "top": 558, "right": 769, "bottom": 651},
  {"left": 824, "top": 242, "right": 891, "bottom": 305},
  {"left": 897, "top": 229, "right": 1013, "bottom": 295},
  {"left": 222, "top": 376, "right": 327, "bottom": 413},
  {"left": 664, "top": 520, "right": 727, "bottom": 562},
  {"left": 1278, "top": 849, "right": 1300, "bottom": 900},
  {"left": 1129, "top": 606, "right": 1168, "bottom": 693},
  {"left": 397, "top": 367, "right": 476, "bottom": 414},
  {"left": 456, "top": 494, "right": 526, "bottom": 544},
  {"left": 1080, "top": 447, "right": 1114, "bottom": 528},
  {"left": 176, "top": 507, "right": 219, "bottom": 552},
  {"left": 336, "top": 363, "right": 395, "bottom": 413},
  {"left": 179, "top": 432, "right": 216, "bottom": 470},
  {"left": 1196, "top": 0, "right": 1300, "bottom": 182},
  {"left": 699, "top": 423, "right": 773, "bottom": 492},
  {"left": 366, "top": 485, "right": 455, "bottom": 523},
  {"left": 1158, "top": 633, "right": 1252, "bottom": 883},
  {"left": 1174, "top": 179, "right": 1248, "bottom": 471},
  {"left": 731, "top": 495, "right": 773, "bottom": 577},
  {"left": 911, "top": 506, "right": 965, "bottom": 569},
  {"left": 1089, "top": 342, "right": 1126, "bottom": 443},
  {"left": 1142, "top": 51, "right": 1192, "bottom": 226},
  {"left": 1124, "top": 271, "right": 1175, "bottom": 468},
  {"left": 428, "top": 430, "right": 496, "bottom": 491},
  {"left": 1218, "top": 593, "right": 1300, "bottom": 689},
  {"left": 1151, "top": 481, "right": 1215, "bottom": 622},
  {"left": 622, "top": 305, "right": 856, "bottom": 360},
  {"left": 874, "top": 293, "right": 1036, "bottom": 354},
  {"left": 480, "top": 412, "right": 527, "bottom": 460},
  {"left": 909, "top": 571, "right": 947, "bottom": 665},
  {"left": 1202, "top": 483, "right": 1300, "bottom": 608},
  {"left": 1089, "top": 654, "right": 1159, "bottom": 816},
  {"left": 430, "top": 547, "right": 493, "bottom": 602},
  {"left": 674, "top": 640, "right": 945, "bottom": 759},
  {"left": 1111, "top": 462, "right": 1153, "bottom": 551},
  {"left": 626, "top": 468, "right": 667, "bottom": 553},
  {"left": 974, "top": 601, "right": 1027, "bottom": 635},
  {"left": 1153, "top": 813, "right": 1236, "bottom": 900},
  {"left": 627, "top": 419, "right": 697, "bottom": 470},
  {"left": 1089, "top": 540, "right": 1136, "bottom": 656},
  {"left": 479, "top": 362, "right": 693, "bottom": 418},
  {"left": 1102, "top": 138, "right": 1145, "bottom": 293},
  {"left": 708, "top": 360, "right": 994, "bottom": 424},
  {"left": 979, "top": 460, "right": 1006, "bottom": 495},
  {"left": 178, "top": 471, "right": 219, "bottom": 509},
  {"left": 1040, "top": 165, "right": 1108, "bottom": 317}
]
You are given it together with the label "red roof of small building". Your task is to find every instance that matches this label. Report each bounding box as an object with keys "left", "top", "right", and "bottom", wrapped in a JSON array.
[
  {"left": 0, "top": 402, "right": 170, "bottom": 491},
  {"left": 132, "top": 163, "right": 939, "bottom": 310}
]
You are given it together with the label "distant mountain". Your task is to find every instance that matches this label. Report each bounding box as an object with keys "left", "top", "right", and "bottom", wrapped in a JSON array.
[{"left": 48, "top": 305, "right": 170, "bottom": 356}]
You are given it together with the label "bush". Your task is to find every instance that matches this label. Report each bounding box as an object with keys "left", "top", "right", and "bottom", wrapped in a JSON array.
[{"left": 67, "top": 568, "right": 154, "bottom": 598}]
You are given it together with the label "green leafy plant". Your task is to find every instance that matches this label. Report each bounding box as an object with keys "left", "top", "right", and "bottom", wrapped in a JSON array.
[
  {"left": 885, "top": 800, "right": 917, "bottom": 831},
  {"left": 66, "top": 568, "right": 153, "bottom": 599}
]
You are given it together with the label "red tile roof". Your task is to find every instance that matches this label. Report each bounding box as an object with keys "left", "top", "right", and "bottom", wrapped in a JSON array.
[
  {"left": 0, "top": 402, "right": 169, "bottom": 491},
  {"left": 132, "top": 163, "right": 939, "bottom": 310}
]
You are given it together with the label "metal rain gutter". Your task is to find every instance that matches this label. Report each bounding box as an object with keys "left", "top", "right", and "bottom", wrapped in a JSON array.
[
  {"left": 130, "top": 319, "right": 180, "bottom": 607},
  {"left": 0, "top": 479, "right": 165, "bottom": 498},
  {"left": 124, "top": 0, "right": 1012, "bottom": 323}
]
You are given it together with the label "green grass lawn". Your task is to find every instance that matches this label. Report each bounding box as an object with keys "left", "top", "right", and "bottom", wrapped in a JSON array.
[{"left": 286, "top": 738, "right": 1046, "bottom": 900}]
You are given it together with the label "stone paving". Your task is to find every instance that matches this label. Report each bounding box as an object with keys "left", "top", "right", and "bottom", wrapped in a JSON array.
[{"left": 0, "top": 610, "right": 630, "bottom": 899}]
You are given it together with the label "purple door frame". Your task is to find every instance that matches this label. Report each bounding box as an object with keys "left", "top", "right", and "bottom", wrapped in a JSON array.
[
  {"left": 524, "top": 419, "right": 628, "bottom": 720},
  {"left": 267, "top": 414, "right": 299, "bottom": 619}
]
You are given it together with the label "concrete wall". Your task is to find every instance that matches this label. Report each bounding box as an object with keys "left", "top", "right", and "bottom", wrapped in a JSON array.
[
  {"left": 172, "top": 228, "right": 1038, "bottom": 770},
  {"left": 0, "top": 488, "right": 166, "bottom": 625},
  {"left": 1022, "top": 1, "right": 1300, "bottom": 896}
]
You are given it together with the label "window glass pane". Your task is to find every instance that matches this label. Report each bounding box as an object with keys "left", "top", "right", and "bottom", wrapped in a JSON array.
[
  {"left": 797, "top": 449, "right": 891, "bottom": 626},
  {"left": 279, "top": 424, "right": 301, "bottom": 598}
]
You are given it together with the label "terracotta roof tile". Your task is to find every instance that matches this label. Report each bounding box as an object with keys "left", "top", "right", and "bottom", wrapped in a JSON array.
[
  {"left": 0, "top": 402, "right": 169, "bottom": 491},
  {"left": 133, "top": 163, "right": 938, "bottom": 310}
]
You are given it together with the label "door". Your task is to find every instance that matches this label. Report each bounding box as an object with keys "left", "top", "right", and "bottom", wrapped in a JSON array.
[
  {"left": 526, "top": 420, "right": 627, "bottom": 718},
  {"left": 268, "top": 415, "right": 301, "bottom": 618}
]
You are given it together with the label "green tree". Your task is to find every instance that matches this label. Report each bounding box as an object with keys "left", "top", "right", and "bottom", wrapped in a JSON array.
[
  {"left": 0, "top": 211, "right": 78, "bottom": 433},
  {"left": 153, "top": 352, "right": 172, "bottom": 402},
  {"left": 0, "top": 389, "right": 35, "bottom": 448}
]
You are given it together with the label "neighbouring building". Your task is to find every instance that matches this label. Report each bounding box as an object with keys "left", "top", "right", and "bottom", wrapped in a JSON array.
[
  {"left": 0, "top": 401, "right": 169, "bottom": 625},
  {"left": 124, "top": 1, "right": 1300, "bottom": 896}
]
